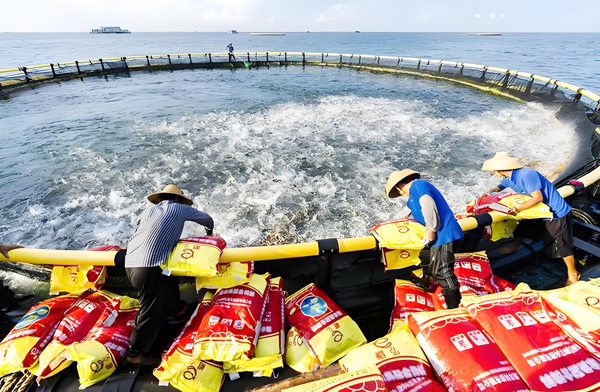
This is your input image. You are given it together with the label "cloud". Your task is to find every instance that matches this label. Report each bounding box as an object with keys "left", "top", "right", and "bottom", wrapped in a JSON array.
[
  {"left": 499, "top": 14, "right": 504, "bottom": 18},
  {"left": 318, "top": 4, "right": 348, "bottom": 23},
  {"left": 319, "top": 14, "right": 324, "bottom": 22},
  {"left": 474, "top": 14, "right": 481, "bottom": 18},
  {"left": 490, "top": 13, "right": 496, "bottom": 19}
]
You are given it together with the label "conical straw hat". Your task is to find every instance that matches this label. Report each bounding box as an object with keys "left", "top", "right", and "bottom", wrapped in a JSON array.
[
  {"left": 385, "top": 169, "right": 420, "bottom": 198},
  {"left": 481, "top": 152, "right": 524, "bottom": 171},
  {"left": 147, "top": 184, "right": 193, "bottom": 206}
]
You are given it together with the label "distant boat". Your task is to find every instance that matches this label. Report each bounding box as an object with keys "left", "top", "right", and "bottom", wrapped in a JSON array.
[
  {"left": 90, "top": 26, "right": 131, "bottom": 34},
  {"left": 250, "top": 32, "right": 286, "bottom": 36},
  {"left": 468, "top": 33, "right": 502, "bottom": 36},
  {"left": 356, "top": 31, "right": 360, "bottom": 33},
  {"left": 227, "top": 30, "right": 238, "bottom": 34}
]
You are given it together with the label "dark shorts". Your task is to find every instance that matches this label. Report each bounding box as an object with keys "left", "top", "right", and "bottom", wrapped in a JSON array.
[{"left": 514, "top": 213, "right": 574, "bottom": 259}]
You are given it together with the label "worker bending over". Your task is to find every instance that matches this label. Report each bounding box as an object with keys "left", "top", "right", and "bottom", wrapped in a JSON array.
[
  {"left": 482, "top": 152, "right": 578, "bottom": 285},
  {"left": 386, "top": 169, "right": 464, "bottom": 308}
]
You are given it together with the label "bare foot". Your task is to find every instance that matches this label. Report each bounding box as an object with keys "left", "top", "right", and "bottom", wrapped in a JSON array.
[
  {"left": 566, "top": 272, "right": 580, "bottom": 286},
  {"left": 500, "top": 243, "right": 521, "bottom": 255}
]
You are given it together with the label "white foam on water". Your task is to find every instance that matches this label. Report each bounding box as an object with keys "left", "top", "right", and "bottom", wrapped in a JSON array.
[{"left": 1, "top": 95, "right": 579, "bottom": 252}]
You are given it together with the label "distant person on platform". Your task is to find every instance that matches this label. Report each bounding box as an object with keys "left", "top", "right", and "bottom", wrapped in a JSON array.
[
  {"left": 482, "top": 152, "right": 578, "bottom": 285},
  {"left": 0, "top": 244, "right": 23, "bottom": 259},
  {"left": 386, "top": 169, "right": 464, "bottom": 308},
  {"left": 227, "top": 43, "right": 236, "bottom": 62},
  {"left": 124, "top": 184, "right": 214, "bottom": 366}
]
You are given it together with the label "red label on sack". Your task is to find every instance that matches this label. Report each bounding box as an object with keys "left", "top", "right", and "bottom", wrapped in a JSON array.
[
  {"left": 465, "top": 290, "right": 600, "bottom": 391},
  {"left": 390, "top": 281, "right": 434, "bottom": 331},
  {"left": 258, "top": 281, "right": 285, "bottom": 348},
  {"left": 286, "top": 284, "right": 346, "bottom": 341},
  {"left": 84, "top": 306, "right": 138, "bottom": 364},
  {"left": 196, "top": 276, "right": 268, "bottom": 358},
  {"left": 180, "top": 236, "right": 227, "bottom": 254},
  {"left": 408, "top": 309, "right": 529, "bottom": 392}
]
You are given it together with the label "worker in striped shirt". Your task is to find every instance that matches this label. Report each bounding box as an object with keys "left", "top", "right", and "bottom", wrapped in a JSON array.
[{"left": 124, "top": 184, "right": 214, "bottom": 367}]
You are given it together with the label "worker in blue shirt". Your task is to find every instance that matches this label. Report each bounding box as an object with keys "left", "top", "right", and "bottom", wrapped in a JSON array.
[
  {"left": 226, "top": 43, "right": 236, "bottom": 62},
  {"left": 482, "top": 152, "right": 578, "bottom": 285},
  {"left": 386, "top": 169, "right": 464, "bottom": 308}
]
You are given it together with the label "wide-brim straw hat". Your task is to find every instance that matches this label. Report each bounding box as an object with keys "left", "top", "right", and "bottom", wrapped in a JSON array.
[
  {"left": 147, "top": 184, "right": 193, "bottom": 206},
  {"left": 481, "top": 152, "right": 525, "bottom": 171},
  {"left": 386, "top": 169, "right": 420, "bottom": 198}
]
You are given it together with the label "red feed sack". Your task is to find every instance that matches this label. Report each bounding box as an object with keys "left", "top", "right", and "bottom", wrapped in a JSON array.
[
  {"left": 194, "top": 274, "right": 270, "bottom": 362},
  {"left": 389, "top": 280, "right": 434, "bottom": 332},
  {"left": 465, "top": 193, "right": 519, "bottom": 215},
  {"left": 408, "top": 309, "right": 530, "bottom": 392},
  {"left": 0, "top": 294, "right": 82, "bottom": 374},
  {"left": 464, "top": 289, "right": 600, "bottom": 391}
]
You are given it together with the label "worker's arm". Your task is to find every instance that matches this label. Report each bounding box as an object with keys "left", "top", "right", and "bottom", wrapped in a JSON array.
[
  {"left": 419, "top": 195, "right": 439, "bottom": 244},
  {"left": 184, "top": 207, "right": 215, "bottom": 233},
  {"left": 0, "top": 244, "right": 23, "bottom": 259},
  {"left": 510, "top": 189, "right": 543, "bottom": 214}
]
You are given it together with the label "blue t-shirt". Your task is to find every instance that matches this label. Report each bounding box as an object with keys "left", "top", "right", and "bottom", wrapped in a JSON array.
[
  {"left": 499, "top": 168, "right": 571, "bottom": 219},
  {"left": 406, "top": 179, "right": 464, "bottom": 248}
]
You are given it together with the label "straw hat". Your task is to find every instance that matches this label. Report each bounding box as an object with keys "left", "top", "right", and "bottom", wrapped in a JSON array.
[
  {"left": 147, "top": 184, "right": 193, "bottom": 206},
  {"left": 481, "top": 152, "right": 525, "bottom": 171},
  {"left": 385, "top": 169, "right": 420, "bottom": 198}
]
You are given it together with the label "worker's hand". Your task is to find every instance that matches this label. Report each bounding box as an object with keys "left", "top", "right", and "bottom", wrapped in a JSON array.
[
  {"left": 508, "top": 207, "right": 520, "bottom": 215},
  {"left": 206, "top": 227, "right": 214, "bottom": 236},
  {"left": 0, "top": 245, "right": 23, "bottom": 259}
]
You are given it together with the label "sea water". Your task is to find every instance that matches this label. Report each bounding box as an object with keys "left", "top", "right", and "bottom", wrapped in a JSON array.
[{"left": 0, "top": 32, "right": 598, "bottom": 250}]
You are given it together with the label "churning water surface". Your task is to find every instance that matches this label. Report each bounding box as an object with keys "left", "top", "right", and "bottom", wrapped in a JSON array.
[{"left": 0, "top": 65, "right": 578, "bottom": 251}]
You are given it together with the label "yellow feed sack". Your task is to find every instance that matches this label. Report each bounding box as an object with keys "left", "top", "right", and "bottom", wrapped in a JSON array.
[
  {"left": 285, "top": 327, "right": 320, "bottom": 373},
  {"left": 154, "top": 291, "right": 214, "bottom": 386},
  {"left": 67, "top": 296, "right": 139, "bottom": 388},
  {"left": 370, "top": 220, "right": 426, "bottom": 271},
  {"left": 0, "top": 294, "right": 81, "bottom": 378},
  {"left": 33, "top": 291, "right": 122, "bottom": 379},
  {"left": 193, "top": 273, "right": 269, "bottom": 362},
  {"left": 195, "top": 261, "right": 254, "bottom": 291},
  {"left": 340, "top": 324, "right": 444, "bottom": 391},
  {"left": 282, "top": 366, "right": 386, "bottom": 392},
  {"left": 49, "top": 265, "right": 107, "bottom": 295},
  {"left": 162, "top": 236, "right": 227, "bottom": 277},
  {"left": 285, "top": 284, "right": 366, "bottom": 368},
  {"left": 223, "top": 277, "right": 285, "bottom": 376},
  {"left": 167, "top": 360, "right": 224, "bottom": 392}
]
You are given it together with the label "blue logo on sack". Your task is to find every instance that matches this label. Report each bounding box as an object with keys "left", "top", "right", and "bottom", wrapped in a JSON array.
[
  {"left": 300, "top": 296, "right": 327, "bottom": 317},
  {"left": 15, "top": 305, "right": 50, "bottom": 329}
]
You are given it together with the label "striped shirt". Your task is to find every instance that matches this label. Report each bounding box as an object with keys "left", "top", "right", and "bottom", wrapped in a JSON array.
[{"left": 125, "top": 200, "right": 214, "bottom": 268}]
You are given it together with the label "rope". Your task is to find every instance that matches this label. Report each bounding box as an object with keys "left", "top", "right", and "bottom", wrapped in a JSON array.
[
  {"left": 0, "top": 372, "right": 21, "bottom": 392},
  {"left": 14, "top": 371, "right": 35, "bottom": 392}
]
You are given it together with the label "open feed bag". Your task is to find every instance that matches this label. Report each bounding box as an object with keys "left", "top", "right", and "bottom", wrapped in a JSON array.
[
  {"left": 0, "top": 293, "right": 81, "bottom": 378},
  {"left": 224, "top": 277, "right": 285, "bottom": 376},
  {"left": 286, "top": 326, "right": 320, "bottom": 373},
  {"left": 466, "top": 193, "right": 552, "bottom": 242},
  {"left": 154, "top": 292, "right": 223, "bottom": 392},
  {"left": 282, "top": 366, "right": 388, "bottom": 392},
  {"left": 463, "top": 284, "right": 600, "bottom": 391},
  {"left": 33, "top": 290, "right": 119, "bottom": 379},
  {"left": 67, "top": 295, "right": 139, "bottom": 388},
  {"left": 285, "top": 283, "right": 366, "bottom": 368},
  {"left": 48, "top": 245, "right": 118, "bottom": 295},
  {"left": 196, "top": 261, "right": 254, "bottom": 291},
  {"left": 162, "top": 236, "right": 227, "bottom": 277},
  {"left": 194, "top": 273, "right": 269, "bottom": 362},
  {"left": 389, "top": 280, "right": 434, "bottom": 333},
  {"left": 340, "top": 324, "right": 446, "bottom": 392},
  {"left": 370, "top": 219, "right": 427, "bottom": 271},
  {"left": 408, "top": 308, "right": 529, "bottom": 392}
]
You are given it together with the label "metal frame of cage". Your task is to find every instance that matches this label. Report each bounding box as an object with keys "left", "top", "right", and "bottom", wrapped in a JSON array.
[{"left": 1, "top": 52, "right": 599, "bottom": 120}]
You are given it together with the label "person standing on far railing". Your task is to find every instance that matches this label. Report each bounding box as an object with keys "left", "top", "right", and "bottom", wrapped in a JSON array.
[
  {"left": 227, "top": 43, "right": 236, "bottom": 62},
  {"left": 482, "top": 152, "right": 579, "bottom": 286}
]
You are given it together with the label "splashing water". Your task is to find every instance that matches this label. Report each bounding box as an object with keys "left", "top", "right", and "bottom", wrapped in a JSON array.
[{"left": 0, "top": 67, "right": 578, "bottom": 251}]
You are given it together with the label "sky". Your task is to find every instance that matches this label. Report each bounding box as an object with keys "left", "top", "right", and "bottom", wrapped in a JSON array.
[{"left": 2, "top": 0, "right": 599, "bottom": 33}]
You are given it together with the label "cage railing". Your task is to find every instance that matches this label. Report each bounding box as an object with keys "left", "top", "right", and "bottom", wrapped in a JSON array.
[{"left": 1, "top": 51, "right": 599, "bottom": 118}]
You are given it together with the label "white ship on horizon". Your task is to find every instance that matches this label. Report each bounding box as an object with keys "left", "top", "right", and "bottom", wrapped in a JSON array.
[{"left": 91, "top": 26, "right": 131, "bottom": 34}]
